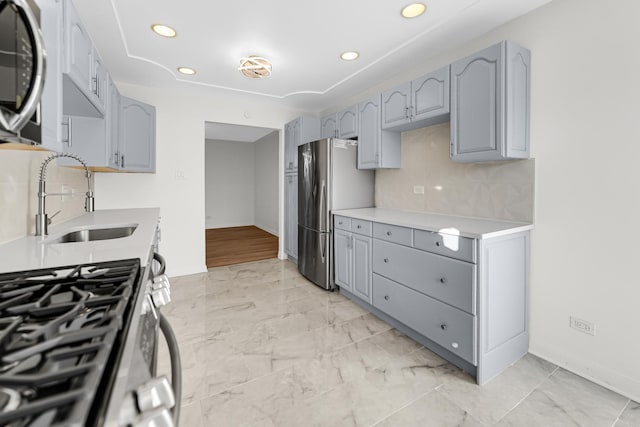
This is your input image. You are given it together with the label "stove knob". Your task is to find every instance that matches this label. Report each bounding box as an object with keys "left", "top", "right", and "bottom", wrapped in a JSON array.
[
  {"left": 136, "top": 376, "right": 175, "bottom": 412},
  {"left": 153, "top": 274, "right": 171, "bottom": 293},
  {"left": 134, "top": 407, "right": 175, "bottom": 427},
  {"left": 151, "top": 286, "right": 171, "bottom": 308}
]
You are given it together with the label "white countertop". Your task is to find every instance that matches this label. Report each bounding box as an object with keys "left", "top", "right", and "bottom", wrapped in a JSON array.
[
  {"left": 0, "top": 208, "right": 160, "bottom": 274},
  {"left": 332, "top": 208, "right": 533, "bottom": 239}
]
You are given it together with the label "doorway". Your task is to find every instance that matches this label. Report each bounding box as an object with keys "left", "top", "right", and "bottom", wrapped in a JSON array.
[{"left": 204, "top": 122, "right": 279, "bottom": 268}]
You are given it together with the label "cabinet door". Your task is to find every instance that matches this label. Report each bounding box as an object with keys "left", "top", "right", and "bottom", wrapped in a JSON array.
[
  {"left": 334, "top": 229, "right": 352, "bottom": 291},
  {"left": 352, "top": 234, "right": 371, "bottom": 303},
  {"left": 337, "top": 105, "right": 358, "bottom": 139},
  {"left": 412, "top": 66, "right": 450, "bottom": 122},
  {"left": 450, "top": 43, "right": 503, "bottom": 162},
  {"left": 284, "top": 121, "right": 296, "bottom": 172},
  {"left": 284, "top": 174, "right": 298, "bottom": 259},
  {"left": 321, "top": 115, "right": 337, "bottom": 139},
  {"left": 63, "top": 0, "right": 92, "bottom": 94},
  {"left": 120, "top": 97, "right": 156, "bottom": 172},
  {"left": 381, "top": 82, "right": 411, "bottom": 130},
  {"left": 91, "top": 49, "right": 108, "bottom": 111},
  {"left": 106, "top": 77, "right": 120, "bottom": 169},
  {"left": 357, "top": 96, "right": 381, "bottom": 169}
]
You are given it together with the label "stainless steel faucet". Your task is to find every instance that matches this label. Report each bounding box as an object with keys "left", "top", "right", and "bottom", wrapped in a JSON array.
[{"left": 35, "top": 153, "right": 95, "bottom": 236}]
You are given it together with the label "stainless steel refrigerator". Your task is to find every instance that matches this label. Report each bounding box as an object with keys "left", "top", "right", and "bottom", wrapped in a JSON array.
[{"left": 298, "top": 138, "right": 374, "bottom": 289}]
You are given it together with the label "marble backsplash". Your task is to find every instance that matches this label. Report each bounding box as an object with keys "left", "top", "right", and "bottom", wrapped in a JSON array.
[
  {"left": 0, "top": 149, "right": 88, "bottom": 243},
  {"left": 375, "top": 123, "right": 534, "bottom": 223}
]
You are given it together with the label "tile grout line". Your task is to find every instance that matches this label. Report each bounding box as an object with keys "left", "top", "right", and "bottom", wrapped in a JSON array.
[
  {"left": 434, "top": 388, "right": 492, "bottom": 427},
  {"left": 494, "top": 365, "right": 560, "bottom": 423},
  {"left": 610, "top": 399, "right": 631, "bottom": 427},
  {"left": 368, "top": 389, "right": 438, "bottom": 427}
]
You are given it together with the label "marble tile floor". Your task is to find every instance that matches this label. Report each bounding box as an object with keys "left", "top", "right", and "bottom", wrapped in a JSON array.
[{"left": 157, "top": 258, "right": 638, "bottom": 427}]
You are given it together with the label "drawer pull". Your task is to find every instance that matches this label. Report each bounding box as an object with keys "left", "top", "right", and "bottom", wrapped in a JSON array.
[
  {"left": 436, "top": 241, "right": 441, "bottom": 247},
  {"left": 338, "top": 221, "right": 343, "bottom": 225},
  {"left": 451, "top": 342, "right": 459, "bottom": 349},
  {"left": 386, "top": 231, "right": 392, "bottom": 236},
  {"left": 384, "top": 295, "right": 390, "bottom": 301},
  {"left": 440, "top": 323, "right": 447, "bottom": 330},
  {"left": 439, "top": 277, "right": 447, "bottom": 284},
  {"left": 357, "top": 225, "right": 362, "bottom": 229},
  {"left": 384, "top": 258, "right": 389, "bottom": 263}
]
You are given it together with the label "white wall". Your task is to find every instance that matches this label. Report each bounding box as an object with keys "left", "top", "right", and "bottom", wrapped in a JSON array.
[
  {"left": 254, "top": 131, "right": 279, "bottom": 235},
  {"left": 205, "top": 140, "right": 255, "bottom": 229},
  {"left": 94, "top": 84, "right": 299, "bottom": 277}
]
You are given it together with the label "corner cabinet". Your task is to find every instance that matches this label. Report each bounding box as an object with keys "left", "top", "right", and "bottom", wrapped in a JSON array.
[
  {"left": 381, "top": 66, "right": 450, "bottom": 132},
  {"left": 357, "top": 95, "right": 401, "bottom": 169},
  {"left": 333, "top": 212, "right": 531, "bottom": 385},
  {"left": 321, "top": 105, "right": 358, "bottom": 139},
  {"left": 450, "top": 41, "right": 530, "bottom": 162},
  {"left": 284, "top": 173, "right": 298, "bottom": 261},
  {"left": 284, "top": 116, "right": 320, "bottom": 173}
]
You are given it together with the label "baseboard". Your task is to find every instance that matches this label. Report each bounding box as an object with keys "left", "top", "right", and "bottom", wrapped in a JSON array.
[
  {"left": 254, "top": 223, "right": 278, "bottom": 237},
  {"left": 528, "top": 347, "right": 640, "bottom": 402}
]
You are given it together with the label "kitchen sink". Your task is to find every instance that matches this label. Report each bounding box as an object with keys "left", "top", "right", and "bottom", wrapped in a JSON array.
[{"left": 46, "top": 225, "right": 138, "bottom": 244}]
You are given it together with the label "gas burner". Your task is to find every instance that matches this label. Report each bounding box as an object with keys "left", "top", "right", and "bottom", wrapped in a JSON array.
[{"left": 0, "top": 259, "right": 142, "bottom": 426}]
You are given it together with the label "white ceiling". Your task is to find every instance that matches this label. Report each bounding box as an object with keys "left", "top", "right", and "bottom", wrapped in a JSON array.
[
  {"left": 72, "top": 0, "right": 552, "bottom": 113},
  {"left": 205, "top": 122, "right": 276, "bottom": 143}
]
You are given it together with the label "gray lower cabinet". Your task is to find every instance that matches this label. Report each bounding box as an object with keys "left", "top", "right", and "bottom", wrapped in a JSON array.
[
  {"left": 333, "top": 216, "right": 372, "bottom": 303},
  {"left": 284, "top": 173, "right": 298, "bottom": 261},
  {"left": 357, "top": 95, "right": 401, "bottom": 169},
  {"left": 381, "top": 66, "right": 450, "bottom": 132},
  {"left": 450, "top": 40, "right": 530, "bottom": 162},
  {"left": 335, "top": 214, "right": 530, "bottom": 385}
]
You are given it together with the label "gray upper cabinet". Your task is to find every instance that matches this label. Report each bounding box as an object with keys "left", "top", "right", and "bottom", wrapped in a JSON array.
[
  {"left": 285, "top": 116, "right": 320, "bottom": 173},
  {"left": 381, "top": 66, "right": 450, "bottom": 133},
  {"left": 321, "top": 105, "right": 358, "bottom": 139},
  {"left": 106, "top": 76, "right": 121, "bottom": 169},
  {"left": 450, "top": 41, "right": 530, "bottom": 162},
  {"left": 119, "top": 97, "right": 156, "bottom": 172},
  {"left": 357, "top": 95, "right": 401, "bottom": 169}
]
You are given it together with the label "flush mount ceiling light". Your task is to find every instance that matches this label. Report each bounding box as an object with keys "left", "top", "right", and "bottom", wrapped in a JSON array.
[
  {"left": 401, "top": 3, "right": 426, "bottom": 18},
  {"left": 151, "top": 24, "right": 177, "bottom": 38},
  {"left": 238, "top": 56, "right": 272, "bottom": 79},
  {"left": 340, "top": 51, "right": 359, "bottom": 61},
  {"left": 177, "top": 67, "right": 196, "bottom": 75}
]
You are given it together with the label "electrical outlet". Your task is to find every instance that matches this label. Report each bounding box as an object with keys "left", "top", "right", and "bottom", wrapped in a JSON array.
[
  {"left": 413, "top": 185, "right": 425, "bottom": 194},
  {"left": 570, "top": 316, "right": 595, "bottom": 336},
  {"left": 175, "top": 170, "right": 185, "bottom": 180}
]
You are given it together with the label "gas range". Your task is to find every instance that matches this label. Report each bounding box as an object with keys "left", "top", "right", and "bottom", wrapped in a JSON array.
[{"left": 0, "top": 257, "right": 179, "bottom": 426}]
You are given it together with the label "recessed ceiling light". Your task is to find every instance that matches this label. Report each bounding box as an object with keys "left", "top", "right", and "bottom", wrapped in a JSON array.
[
  {"left": 238, "top": 56, "right": 272, "bottom": 79},
  {"left": 151, "top": 24, "right": 177, "bottom": 38},
  {"left": 340, "top": 51, "right": 359, "bottom": 61},
  {"left": 401, "top": 3, "right": 426, "bottom": 18},
  {"left": 177, "top": 67, "right": 196, "bottom": 75}
]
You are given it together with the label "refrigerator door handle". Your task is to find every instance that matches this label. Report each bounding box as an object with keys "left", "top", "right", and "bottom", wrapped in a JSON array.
[
  {"left": 320, "top": 179, "right": 327, "bottom": 230},
  {"left": 320, "top": 234, "right": 326, "bottom": 264}
]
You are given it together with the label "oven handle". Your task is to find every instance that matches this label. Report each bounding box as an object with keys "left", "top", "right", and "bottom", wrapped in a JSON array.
[
  {"left": 159, "top": 312, "right": 181, "bottom": 426},
  {"left": 153, "top": 252, "right": 167, "bottom": 276}
]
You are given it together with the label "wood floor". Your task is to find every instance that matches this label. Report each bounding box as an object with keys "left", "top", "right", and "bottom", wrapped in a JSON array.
[{"left": 206, "top": 226, "right": 279, "bottom": 268}]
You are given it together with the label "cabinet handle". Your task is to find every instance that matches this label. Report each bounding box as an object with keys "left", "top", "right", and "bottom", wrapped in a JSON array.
[
  {"left": 384, "top": 295, "right": 389, "bottom": 301},
  {"left": 338, "top": 221, "right": 343, "bottom": 225},
  {"left": 451, "top": 342, "right": 459, "bottom": 349},
  {"left": 357, "top": 225, "right": 361, "bottom": 229},
  {"left": 439, "top": 277, "right": 447, "bottom": 284},
  {"left": 435, "top": 241, "right": 441, "bottom": 247},
  {"left": 121, "top": 155, "right": 125, "bottom": 168},
  {"left": 410, "top": 105, "right": 414, "bottom": 119},
  {"left": 404, "top": 106, "right": 409, "bottom": 119},
  {"left": 383, "top": 258, "right": 389, "bottom": 263},
  {"left": 440, "top": 323, "right": 447, "bottom": 331},
  {"left": 66, "top": 117, "right": 73, "bottom": 147},
  {"left": 386, "top": 231, "right": 392, "bottom": 236},
  {"left": 113, "top": 151, "right": 119, "bottom": 165}
]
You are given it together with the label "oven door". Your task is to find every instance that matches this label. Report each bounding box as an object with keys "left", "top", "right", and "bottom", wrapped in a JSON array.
[{"left": 0, "top": 0, "right": 45, "bottom": 142}]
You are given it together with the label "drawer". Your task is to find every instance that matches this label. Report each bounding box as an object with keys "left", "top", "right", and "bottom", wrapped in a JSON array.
[
  {"left": 373, "top": 239, "right": 475, "bottom": 314},
  {"left": 351, "top": 219, "right": 372, "bottom": 236},
  {"left": 373, "top": 222, "right": 412, "bottom": 246},
  {"left": 334, "top": 216, "right": 351, "bottom": 231},
  {"left": 414, "top": 229, "right": 476, "bottom": 263},
  {"left": 373, "top": 274, "right": 476, "bottom": 365}
]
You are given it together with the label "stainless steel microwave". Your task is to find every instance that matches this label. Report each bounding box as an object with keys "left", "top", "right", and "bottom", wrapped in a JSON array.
[{"left": 0, "top": 0, "right": 45, "bottom": 145}]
